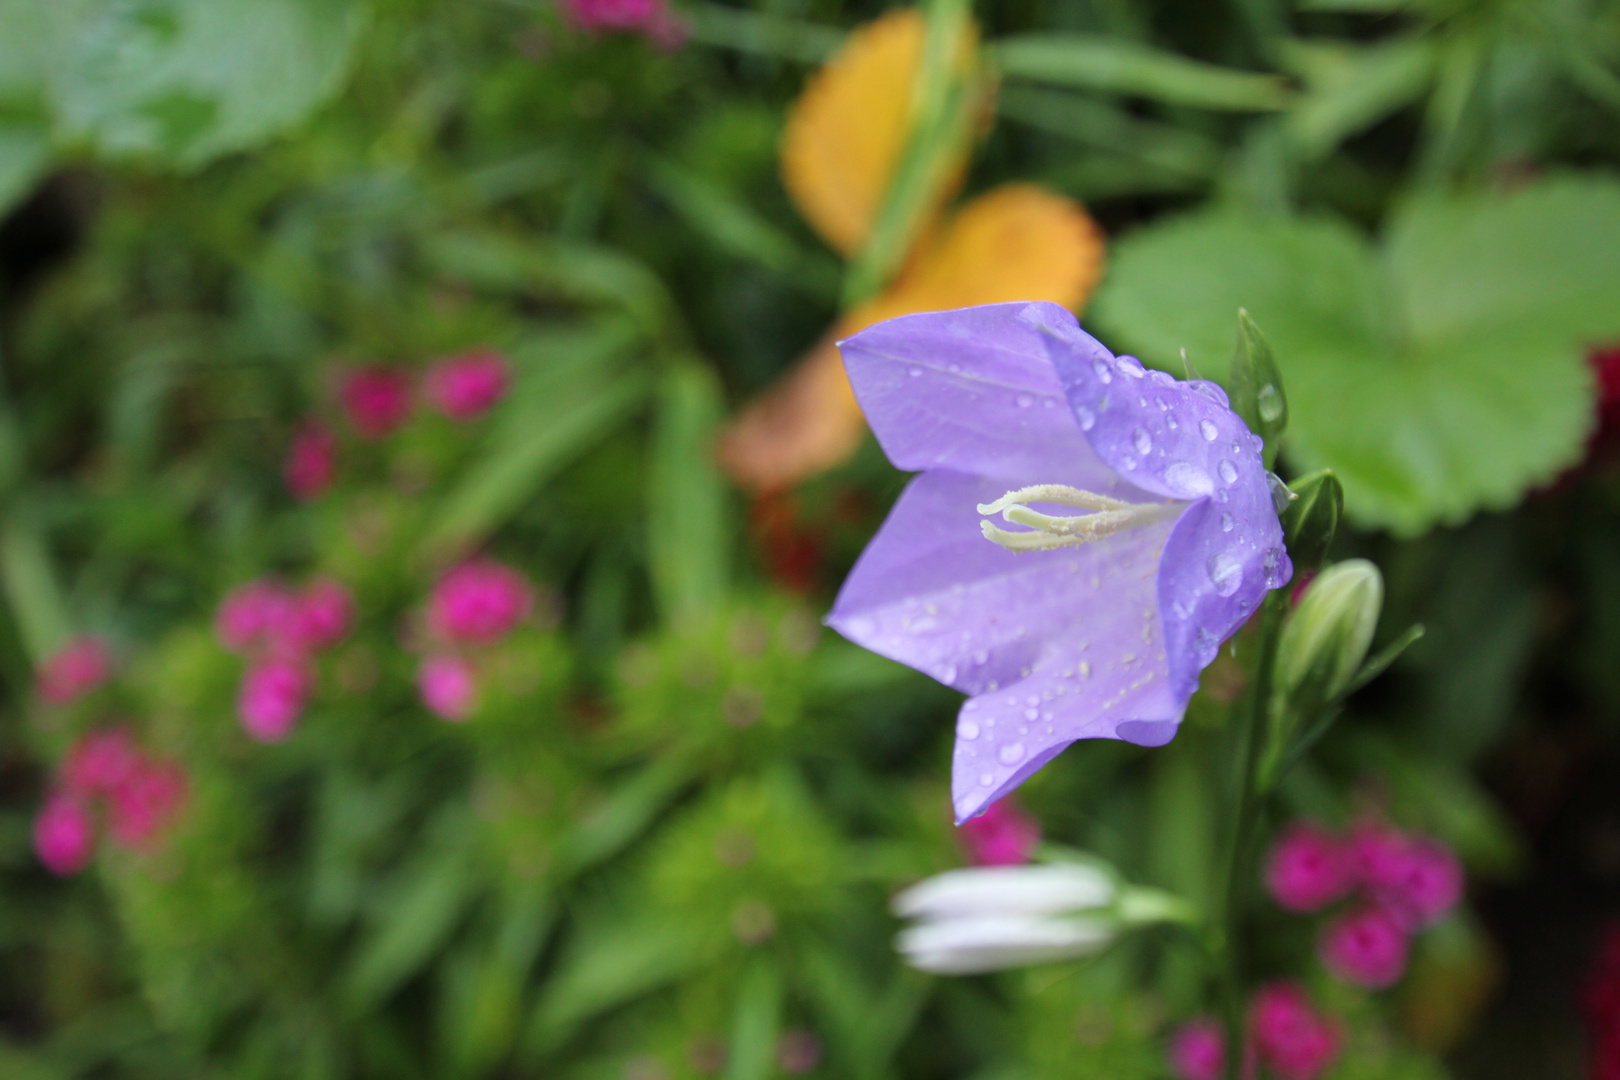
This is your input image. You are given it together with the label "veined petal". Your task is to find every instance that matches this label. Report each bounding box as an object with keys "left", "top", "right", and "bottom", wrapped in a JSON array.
[
  {"left": 892, "top": 864, "right": 1114, "bottom": 919},
  {"left": 839, "top": 301, "right": 1118, "bottom": 481}
]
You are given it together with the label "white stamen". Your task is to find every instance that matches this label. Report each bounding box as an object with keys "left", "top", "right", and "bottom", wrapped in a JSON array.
[{"left": 979, "top": 484, "right": 1179, "bottom": 553}]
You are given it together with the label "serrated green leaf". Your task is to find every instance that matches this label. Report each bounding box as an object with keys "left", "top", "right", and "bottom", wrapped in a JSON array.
[
  {"left": 1092, "top": 176, "right": 1620, "bottom": 533},
  {"left": 48, "top": 0, "right": 365, "bottom": 167}
]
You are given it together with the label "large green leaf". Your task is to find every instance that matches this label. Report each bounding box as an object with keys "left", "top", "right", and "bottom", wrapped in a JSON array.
[
  {"left": 45, "top": 0, "right": 364, "bottom": 167},
  {"left": 1090, "top": 176, "right": 1620, "bottom": 533}
]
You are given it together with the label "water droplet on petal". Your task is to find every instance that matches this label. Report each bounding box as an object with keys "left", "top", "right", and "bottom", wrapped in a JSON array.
[
  {"left": 958, "top": 720, "right": 980, "bottom": 740},
  {"left": 1221, "top": 512, "right": 1234, "bottom": 532},
  {"left": 1258, "top": 384, "right": 1284, "bottom": 423},
  {"left": 979, "top": 773, "right": 996, "bottom": 787},
  {"left": 1218, "top": 460, "right": 1238, "bottom": 484},
  {"left": 1262, "top": 546, "right": 1286, "bottom": 588},
  {"left": 1166, "top": 413, "right": 1179, "bottom": 430},
  {"left": 1268, "top": 473, "right": 1292, "bottom": 514},
  {"left": 1133, "top": 427, "right": 1152, "bottom": 455},
  {"left": 1092, "top": 359, "right": 1113, "bottom": 383},
  {"left": 1200, "top": 419, "right": 1219, "bottom": 441},
  {"left": 1118, "top": 356, "right": 1147, "bottom": 378},
  {"left": 1075, "top": 405, "right": 1096, "bottom": 431},
  {"left": 1016, "top": 394, "right": 1033, "bottom": 408},
  {"left": 1024, "top": 708, "right": 1039, "bottom": 721},
  {"left": 973, "top": 650, "right": 989, "bottom": 665},
  {"left": 1155, "top": 396, "right": 1169, "bottom": 411},
  {"left": 909, "top": 367, "right": 922, "bottom": 377},
  {"left": 1163, "top": 461, "right": 1212, "bottom": 497},
  {"left": 1208, "top": 552, "right": 1243, "bottom": 596},
  {"left": 999, "top": 742, "right": 1026, "bottom": 765},
  {"left": 1120, "top": 455, "right": 1138, "bottom": 471}
]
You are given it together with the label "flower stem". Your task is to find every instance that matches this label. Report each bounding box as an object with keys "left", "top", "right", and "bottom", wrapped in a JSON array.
[{"left": 1212, "top": 590, "right": 1288, "bottom": 1080}]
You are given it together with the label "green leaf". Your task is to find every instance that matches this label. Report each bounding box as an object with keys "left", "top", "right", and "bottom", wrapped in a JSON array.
[
  {"left": 47, "top": 0, "right": 365, "bottom": 167},
  {"left": 647, "top": 363, "right": 730, "bottom": 629},
  {"left": 1091, "top": 176, "right": 1620, "bottom": 533},
  {"left": 1227, "top": 308, "right": 1287, "bottom": 465},
  {"left": 991, "top": 34, "right": 1291, "bottom": 111},
  {"left": 682, "top": 1, "right": 842, "bottom": 63},
  {"left": 422, "top": 325, "right": 650, "bottom": 557},
  {"left": 997, "top": 86, "right": 1223, "bottom": 180},
  {"left": 1281, "top": 36, "right": 1436, "bottom": 161},
  {"left": 723, "top": 959, "right": 783, "bottom": 1080},
  {"left": 0, "top": 121, "right": 48, "bottom": 218},
  {"left": 0, "top": 510, "right": 69, "bottom": 663}
]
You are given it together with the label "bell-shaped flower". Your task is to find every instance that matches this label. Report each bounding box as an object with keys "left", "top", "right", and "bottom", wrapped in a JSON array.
[{"left": 828, "top": 302, "right": 1290, "bottom": 822}]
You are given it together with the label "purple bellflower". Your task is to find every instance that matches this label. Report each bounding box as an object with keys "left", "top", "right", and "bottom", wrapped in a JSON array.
[{"left": 826, "top": 302, "right": 1291, "bottom": 823}]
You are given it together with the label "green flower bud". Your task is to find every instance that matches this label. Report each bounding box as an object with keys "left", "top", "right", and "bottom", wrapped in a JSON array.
[
  {"left": 1228, "top": 309, "right": 1287, "bottom": 468},
  {"left": 1275, "top": 559, "right": 1383, "bottom": 712},
  {"left": 1279, "top": 470, "right": 1343, "bottom": 571}
]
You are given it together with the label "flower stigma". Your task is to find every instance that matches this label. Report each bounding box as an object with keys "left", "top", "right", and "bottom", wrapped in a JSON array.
[{"left": 977, "top": 484, "right": 1180, "bottom": 553}]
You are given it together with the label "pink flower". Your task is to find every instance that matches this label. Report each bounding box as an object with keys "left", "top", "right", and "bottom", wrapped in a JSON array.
[
  {"left": 424, "top": 350, "right": 510, "bottom": 421},
  {"left": 339, "top": 366, "right": 414, "bottom": 439},
  {"left": 427, "top": 560, "right": 533, "bottom": 646},
  {"left": 1352, "top": 824, "right": 1462, "bottom": 930},
  {"left": 292, "top": 578, "right": 354, "bottom": 652},
  {"left": 1168, "top": 1020, "right": 1227, "bottom": 1080},
  {"left": 216, "top": 580, "right": 301, "bottom": 653},
  {"left": 560, "top": 0, "right": 686, "bottom": 45},
  {"left": 34, "top": 792, "right": 95, "bottom": 876},
  {"left": 36, "top": 636, "right": 113, "bottom": 705},
  {"left": 958, "top": 798, "right": 1041, "bottom": 867},
  {"left": 63, "top": 727, "right": 141, "bottom": 795},
  {"left": 419, "top": 655, "right": 478, "bottom": 721},
  {"left": 1265, "top": 821, "right": 1353, "bottom": 913},
  {"left": 238, "top": 658, "right": 311, "bottom": 742},
  {"left": 776, "top": 1030, "right": 821, "bottom": 1075},
  {"left": 1250, "top": 982, "right": 1341, "bottom": 1080},
  {"left": 284, "top": 422, "right": 337, "bottom": 500},
  {"left": 1319, "top": 906, "right": 1410, "bottom": 989},
  {"left": 107, "top": 759, "right": 187, "bottom": 849}
]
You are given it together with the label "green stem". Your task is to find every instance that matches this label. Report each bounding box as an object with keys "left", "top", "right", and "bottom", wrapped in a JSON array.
[{"left": 1212, "top": 590, "right": 1287, "bottom": 1080}]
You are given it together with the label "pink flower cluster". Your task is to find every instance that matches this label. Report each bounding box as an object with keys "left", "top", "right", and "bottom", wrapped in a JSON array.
[
  {"left": 36, "top": 636, "right": 114, "bottom": 705},
  {"left": 559, "top": 0, "right": 686, "bottom": 46},
  {"left": 1585, "top": 923, "right": 1620, "bottom": 1080},
  {"left": 424, "top": 350, "right": 510, "bottom": 422},
  {"left": 417, "top": 559, "right": 534, "bottom": 721},
  {"left": 33, "top": 727, "right": 188, "bottom": 875},
  {"left": 957, "top": 798, "right": 1041, "bottom": 867},
  {"left": 1168, "top": 982, "right": 1341, "bottom": 1080},
  {"left": 1265, "top": 819, "right": 1463, "bottom": 989},
  {"left": 216, "top": 577, "right": 355, "bottom": 742},
  {"left": 285, "top": 423, "right": 338, "bottom": 501}
]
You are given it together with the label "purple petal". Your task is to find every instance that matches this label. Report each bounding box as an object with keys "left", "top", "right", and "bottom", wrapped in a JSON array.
[
  {"left": 1036, "top": 316, "right": 1291, "bottom": 698},
  {"left": 837, "top": 303, "right": 1120, "bottom": 486},
  {"left": 827, "top": 470, "right": 1171, "bottom": 698}
]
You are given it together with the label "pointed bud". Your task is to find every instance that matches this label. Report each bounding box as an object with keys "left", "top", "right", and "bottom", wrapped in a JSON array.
[
  {"left": 1279, "top": 470, "right": 1342, "bottom": 571},
  {"left": 1229, "top": 309, "right": 1287, "bottom": 468},
  {"left": 1274, "top": 559, "right": 1382, "bottom": 715}
]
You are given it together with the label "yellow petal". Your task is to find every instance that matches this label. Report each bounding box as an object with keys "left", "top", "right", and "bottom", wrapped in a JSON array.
[
  {"left": 719, "top": 186, "right": 1106, "bottom": 492},
  {"left": 780, "top": 8, "right": 979, "bottom": 257}
]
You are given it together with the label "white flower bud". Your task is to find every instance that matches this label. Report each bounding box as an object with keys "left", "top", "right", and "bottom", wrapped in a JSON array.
[
  {"left": 1275, "top": 558, "right": 1383, "bottom": 706},
  {"left": 897, "top": 914, "right": 1114, "bottom": 974},
  {"left": 892, "top": 864, "right": 1115, "bottom": 920}
]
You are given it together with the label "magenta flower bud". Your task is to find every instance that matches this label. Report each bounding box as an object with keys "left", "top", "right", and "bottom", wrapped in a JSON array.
[
  {"left": 36, "top": 636, "right": 114, "bottom": 705},
  {"left": 293, "top": 578, "right": 355, "bottom": 652},
  {"left": 1250, "top": 981, "right": 1341, "bottom": 1080},
  {"left": 238, "top": 658, "right": 311, "bottom": 742},
  {"left": 957, "top": 798, "right": 1041, "bottom": 867},
  {"left": 284, "top": 422, "right": 337, "bottom": 501},
  {"left": 1167, "top": 1020, "right": 1226, "bottom": 1080},
  {"left": 1352, "top": 824, "right": 1463, "bottom": 930},
  {"left": 560, "top": 0, "right": 682, "bottom": 40},
  {"left": 338, "top": 366, "right": 414, "bottom": 440},
  {"left": 424, "top": 349, "right": 510, "bottom": 421},
  {"left": 108, "top": 758, "right": 188, "bottom": 849},
  {"left": 426, "top": 560, "right": 534, "bottom": 646},
  {"left": 1264, "top": 821, "right": 1353, "bottom": 913},
  {"left": 34, "top": 792, "right": 95, "bottom": 876},
  {"left": 215, "top": 580, "right": 300, "bottom": 653},
  {"left": 63, "top": 727, "right": 141, "bottom": 795},
  {"left": 1319, "top": 906, "right": 1410, "bottom": 989},
  {"left": 419, "top": 655, "right": 478, "bottom": 721}
]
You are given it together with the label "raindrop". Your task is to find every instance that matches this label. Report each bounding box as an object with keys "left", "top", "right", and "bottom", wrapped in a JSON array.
[
  {"left": 973, "top": 650, "right": 989, "bottom": 665},
  {"left": 1024, "top": 708, "right": 1039, "bottom": 721},
  {"left": 998, "top": 742, "right": 1027, "bottom": 765},
  {"left": 1262, "top": 547, "right": 1286, "bottom": 587},
  {"left": 909, "top": 367, "right": 923, "bottom": 377},
  {"left": 1120, "top": 455, "right": 1138, "bottom": 471},
  {"left": 1171, "top": 601, "right": 1191, "bottom": 620},
  {"left": 979, "top": 773, "right": 996, "bottom": 787},
  {"left": 941, "top": 664, "right": 957, "bottom": 682},
  {"left": 1257, "top": 384, "right": 1284, "bottom": 423},
  {"left": 1075, "top": 405, "right": 1096, "bottom": 431},
  {"left": 1268, "top": 473, "right": 1292, "bottom": 514},
  {"left": 1208, "top": 552, "right": 1243, "bottom": 596},
  {"left": 1218, "top": 460, "right": 1238, "bottom": 484},
  {"left": 1118, "top": 356, "right": 1147, "bottom": 378},
  {"left": 1133, "top": 427, "right": 1153, "bottom": 455},
  {"left": 1163, "top": 461, "right": 1212, "bottom": 498},
  {"left": 1221, "top": 512, "right": 1234, "bottom": 532},
  {"left": 1166, "top": 413, "right": 1179, "bottom": 430},
  {"left": 1200, "top": 419, "right": 1219, "bottom": 441},
  {"left": 1155, "top": 396, "right": 1169, "bottom": 411},
  {"left": 1092, "top": 359, "right": 1113, "bottom": 383},
  {"left": 1016, "top": 394, "right": 1033, "bottom": 408},
  {"left": 958, "top": 719, "right": 980, "bottom": 740},
  {"left": 1194, "top": 627, "right": 1219, "bottom": 662}
]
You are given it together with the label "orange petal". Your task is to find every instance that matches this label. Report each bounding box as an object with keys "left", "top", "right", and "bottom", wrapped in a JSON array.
[
  {"left": 780, "top": 8, "right": 979, "bottom": 257},
  {"left": 720, "top": 186, "right": 1105, "bottom": 493}
]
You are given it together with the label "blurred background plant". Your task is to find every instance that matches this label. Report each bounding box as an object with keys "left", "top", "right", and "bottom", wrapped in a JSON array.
[{"left": 1, "top": 0, "right": 1620, "bottom": 1077}]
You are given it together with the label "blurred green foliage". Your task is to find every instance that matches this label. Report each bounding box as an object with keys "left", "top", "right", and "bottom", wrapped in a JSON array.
[{"left": 2, "top": 0, "right": 1620, "bottom": 1078}]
